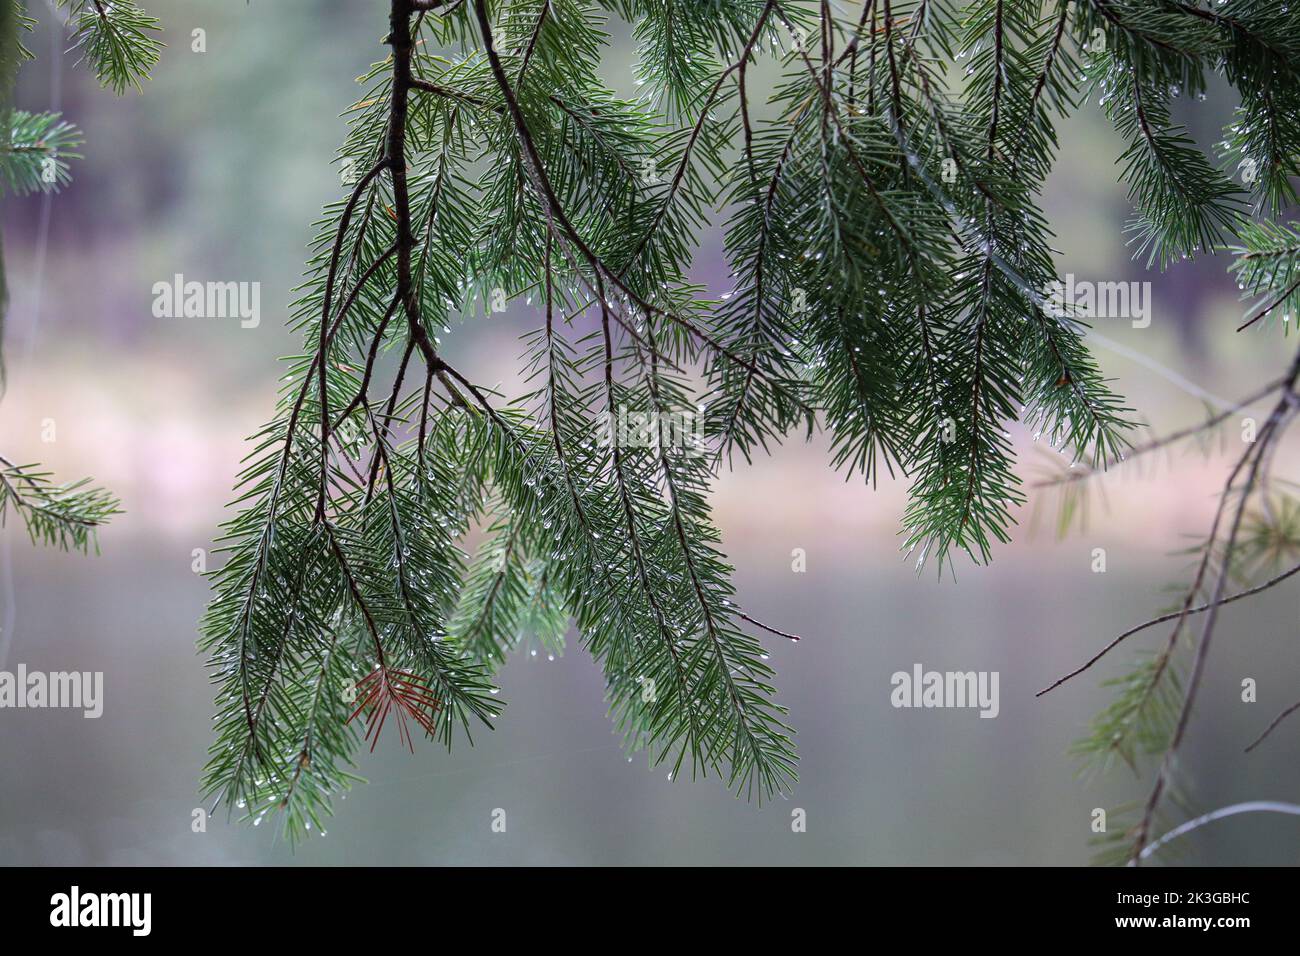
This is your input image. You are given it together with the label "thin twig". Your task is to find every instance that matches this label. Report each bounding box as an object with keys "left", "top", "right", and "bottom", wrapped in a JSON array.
[
  {"left": 1245, "top": 700, "right": 1300, "bottom": 753},
  {"left": 1037, "top": 560, "right": 1300, "bottom": 696}
]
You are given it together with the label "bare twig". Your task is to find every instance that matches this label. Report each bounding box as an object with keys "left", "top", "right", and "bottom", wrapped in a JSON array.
[
  {"left": 1037, "top": 559, "right": 1300, "bottom": 697},
  {"left": 1245, "top": 700, "right": 1300, "bottom": 753}
]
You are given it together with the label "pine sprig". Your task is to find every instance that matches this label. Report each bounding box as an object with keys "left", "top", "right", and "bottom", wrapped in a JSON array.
[
  {"left": 1230, "top": 219, "right": 1300, "bottom": 333},
  {"left": 0, "top": 455, "right": 119, "bottom": 553},
  {"left": 0, "top": 109, "right": 81, "bottom": 194},
  {"left": 448, "top": 512, "right": 531, "bottom": 668},
  {"left": 1098, "top": 57, "right": 1245, "bottom": 267},
  {"left": 59, "top": 0, "right": 162, "bottom": 95}
]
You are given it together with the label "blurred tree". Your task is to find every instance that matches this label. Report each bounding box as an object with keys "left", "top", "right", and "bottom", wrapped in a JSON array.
[{"left": 0, "top": 1, "right": 160, "bottom": 550}]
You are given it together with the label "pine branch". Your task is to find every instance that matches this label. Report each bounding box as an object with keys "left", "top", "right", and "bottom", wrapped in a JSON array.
[
  {"left": 197, "top": 0, "right": 1300, "bottom": 841},
  {"left": 59, "top": 0, "right": 162, "bottom": 95},
  {"left": 0, "top": 454, "right": 119, "bottom": 553},
  {"left": 0, "top": 110, "right": 81, "bottom": 195}
]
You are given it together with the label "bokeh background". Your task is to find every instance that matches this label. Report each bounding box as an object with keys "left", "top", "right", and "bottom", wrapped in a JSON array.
[{"left": 1, "top": 0, "right": 1297, "bottom": 865}]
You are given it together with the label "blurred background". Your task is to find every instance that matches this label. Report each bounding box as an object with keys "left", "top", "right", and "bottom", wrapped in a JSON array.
[{"left": 0, "top": 0, "right": 1297, "bottom": 866}]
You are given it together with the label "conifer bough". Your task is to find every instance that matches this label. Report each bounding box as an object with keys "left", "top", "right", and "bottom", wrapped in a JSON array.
[{"left": 200, "top": 0, "right": 1300, "bottom": 851}]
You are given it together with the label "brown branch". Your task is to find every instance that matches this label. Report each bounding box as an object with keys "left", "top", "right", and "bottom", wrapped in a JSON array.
[
  {"left": 410, "top": 78, "right": 494, "bottom": 111},
  {"left": 388, "top": 2, "right": 441, "bottom": 371},
  {"left": 325, "top": 522, "right": 386, "bottom": 666},
  {"left": 1245, "top": 700, "right": 1300, "bottom": 753},
  {"left": 516, "top": 1, "right": 549, "bottom": 86},
  {"left": 331, "top": 293, "right": 403, "bottom": 430},
  {"left": 315, "top": 160, "right": 389, "bottom": 521},
  {"left": 737, "top": 612, "right": 801, "bottom": 644},
  {"left": 363, "top": 338, "right": 416, "bottom": 504},
  {"left": 1037, "top": 559, "right": 1300, "bottom": 697}
]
